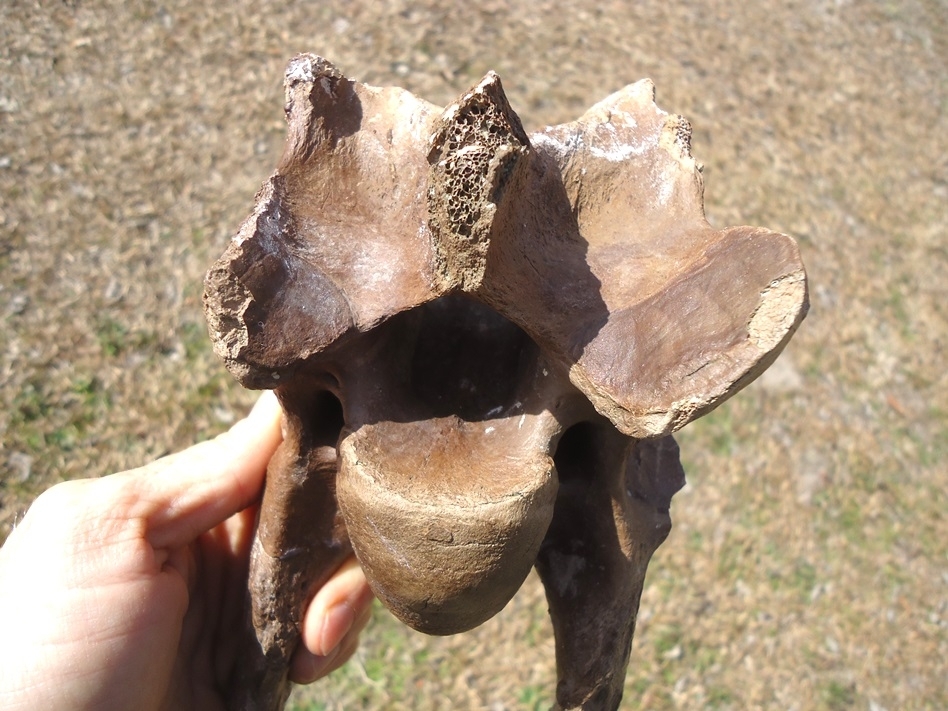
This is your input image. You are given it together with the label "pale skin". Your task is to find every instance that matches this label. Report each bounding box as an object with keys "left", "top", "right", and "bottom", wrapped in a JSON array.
[{"left": 0, "top": 391, "right": 374, "bottom": 710}]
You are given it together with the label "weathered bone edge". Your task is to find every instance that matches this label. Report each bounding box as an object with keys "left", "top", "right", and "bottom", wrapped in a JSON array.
[{"left": 203, "top": 54, "right": 807, "bottom": 711}]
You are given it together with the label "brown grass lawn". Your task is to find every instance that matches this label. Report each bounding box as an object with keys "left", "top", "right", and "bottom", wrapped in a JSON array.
[{"left": 1, "top": 1, "right": 946, "bottom": 709}]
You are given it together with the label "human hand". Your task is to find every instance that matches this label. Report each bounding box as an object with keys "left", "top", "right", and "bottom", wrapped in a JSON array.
[{"left": 0, "top": 392, "right": 374, "bottom": 711}]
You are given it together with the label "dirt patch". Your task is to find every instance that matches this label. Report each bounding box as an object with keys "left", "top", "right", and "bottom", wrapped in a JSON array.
[{"left": 1, "top": 1, "right": 945, "bottom": 708}]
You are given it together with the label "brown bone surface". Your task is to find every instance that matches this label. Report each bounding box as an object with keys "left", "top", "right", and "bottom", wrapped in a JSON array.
[{"left": 204, "top": 54, "right": 807, "bottom": 710}]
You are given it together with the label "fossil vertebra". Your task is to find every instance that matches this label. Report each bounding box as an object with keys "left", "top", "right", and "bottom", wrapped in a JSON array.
[{"left": 204, "top": 54, "right": 807, "bottom": 711}]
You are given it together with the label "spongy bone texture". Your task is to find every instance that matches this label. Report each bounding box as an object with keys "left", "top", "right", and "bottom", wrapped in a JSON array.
[
  {"left": 203, "top": 54, "right": 808, "bottom": 711},
  {"left": 426, "top": 72, "right": 529, "bottom": 291}
]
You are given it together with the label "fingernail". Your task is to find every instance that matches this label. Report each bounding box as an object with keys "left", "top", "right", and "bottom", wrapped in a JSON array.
[{"left": 319, "top": 601, "right": 355, "bottom": 656}]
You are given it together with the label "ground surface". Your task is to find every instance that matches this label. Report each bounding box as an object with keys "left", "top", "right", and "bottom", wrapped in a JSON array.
[{"left": 1, "top": 1, "right": 946, "bottom": 709}]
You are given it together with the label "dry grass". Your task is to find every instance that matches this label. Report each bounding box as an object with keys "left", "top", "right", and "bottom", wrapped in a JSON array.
[{"left": 1, "top": 1, "right": 946, "bottom": 709}]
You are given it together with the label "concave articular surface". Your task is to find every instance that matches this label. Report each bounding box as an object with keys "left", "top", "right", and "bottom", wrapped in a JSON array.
[{"left": 204, "top": 54, "right": 808, "bottom": 711}]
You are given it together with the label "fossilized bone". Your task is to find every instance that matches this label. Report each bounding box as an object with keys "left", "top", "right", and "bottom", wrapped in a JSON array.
[{"left": 204, "top": 54, "right": 807, "bottom": 711}]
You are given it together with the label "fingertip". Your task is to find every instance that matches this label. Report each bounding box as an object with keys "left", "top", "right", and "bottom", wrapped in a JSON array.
[
  {"left": 289, "top": 643, "right": 336, "bottom": 685},
  {"left": 250, "top": 390, "right": 283, "bottom": 425},
  {"left": 300, "top": 557, "right": 374, "bottom": 657},
  {"left": 289, "top": 633, "right": 361, "bottom": 685},
  {"left": 229, "top": 390, "right": 283, "bottom": 442}
]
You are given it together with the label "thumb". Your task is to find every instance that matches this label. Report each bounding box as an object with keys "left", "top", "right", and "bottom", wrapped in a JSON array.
[{"left": 126, "top": 391, "right": 284, "bottom": 549}]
